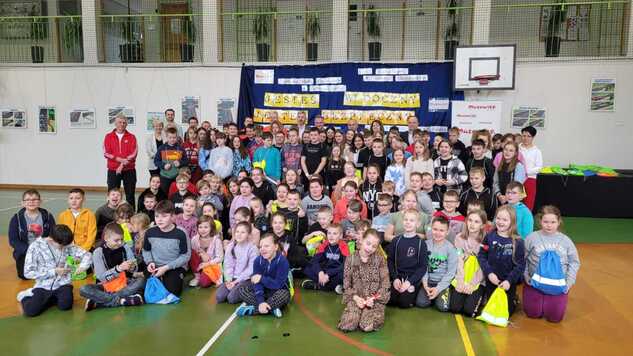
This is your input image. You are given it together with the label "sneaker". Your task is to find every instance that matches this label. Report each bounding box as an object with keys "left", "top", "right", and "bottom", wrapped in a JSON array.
[
  {"left": 121, "top": 294, "right": 144, "bottom": 307},
  {"left": 236, "top": 305, "right": 255, "bottom": 317},
  {"left": 272, "top": 308, "right": 283, "bottom": 318},
  {"left": 334, "top": 285, "right": 344, "bottom": 295},
  {"left": 16, "top": 288, "right": 33, "bottom": 302},
  {"left": 84, "top": 299, "right": 97, "bottom": 312},
  {"left": 301, "top": 279, "right": 317, "bottom": 290},
  {"left": 189, "top": 276, "right": 199, "bottom": 287}
]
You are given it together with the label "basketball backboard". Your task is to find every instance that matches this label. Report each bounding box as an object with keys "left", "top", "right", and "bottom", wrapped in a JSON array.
[{"left": 454, "top": 45, "right": 516, "bottom": 90}]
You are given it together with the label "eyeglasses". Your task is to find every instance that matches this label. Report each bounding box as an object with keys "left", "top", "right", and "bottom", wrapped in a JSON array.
[
  {"left": 23, "top": 199, "right": 40, "bottom": 202},
  {"left": 377, "top": 203, "right": 392, "bottom": 207}
]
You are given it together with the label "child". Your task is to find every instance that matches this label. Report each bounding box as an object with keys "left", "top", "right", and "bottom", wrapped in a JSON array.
[
  {"left": 197, "top": 180, "right": 223, "bottom": 216},
  {"left": 384, "top": 149, "right": 407, "bottom": 196},
  {"left": 432, "top": 190, "right": 465, "bottom": 244},
  {"left": 280, "top": 190, "right": 309, "bottom": 263},
  {"left": 201, "top": 203, "right": 223, "bottom": 238},
  {"left": 167, "top": 168, "right": 198, "bottom": 197},
  {"left": 493, "top": 142, "right": 527, "bottom": 205},
  {"left": 448, "top": 127, "right": 469, "bottom": 164},
  {"left": 57, "top": 188, "right": 97, "bottom": 252},
  {"left": 333, "top": 161, "right": 363, "bottom": 204},
  {"left": 333, "top": 181, "right": 368, "bottom": 223},
  {"left": 459, "top": 167, "right": 497, "bottom": 220},
  {"left": 421, "top": 172, "right": 443, "bottom": 212},
  {"left": 384, "top": 190, "right": 430, "bottom": 243},
  {"left": 232, "top": 136, "right": 253, "bottom": 177},
  {"left": 491, "top": 133, "right": 503, "bottom": 158},
  {"left": 189, "top": 216, "right": 224, "bottom": 288},
  {"left": 251, "top": 168, "right": 276, "bottom": 208},
  {"left": 506, "top": 181, "right": 534, "bottom": 239},
  {"left": 236, "top": 234, "right": 291, "bottom": 318},
  {"left": 340, "top": 200, "right": 363, "bottom": 243},
  {"left": 284, "top": 169, "right": 304, "bottom": 196},
  {"left": 155, "top": 127, "right": 188, "bottom": 194},
  {"left": 138, "top": 175, "right": 167, "bottom": 213},
  {"left": 208, "top": 132, "right": 234, "bottom": 180},
  {"left": 387, "top": 209, "right": 427, "bottom": 308},
  {"left": 404, "top": 141, "right": 434, "bottom": 187},
  {"left": 140, "top": 193, "right": 157, "bottom": 222},
  {"left": 143, "top": 200, "right": 191, "bottom": 297},
  {"left": 267, "top": 183, "right": 289, "bottom": 214},
  {"left": 416, "top": 216, "right": 458, "bottom": 311},
  {"left": 434, "top": 140, "right": 468, "bottom": 194},
  {"left": 371, "top": 193, "right": 392, "bottom": 234},
  {"left": 523, "top": 205, "right": 580, "bottom": 323},
  {"left": 233, "top": 207, "right": 260, "bottom": 246},
  {"left": 253, "top": 132, "right": 282, "bottom": 182},
  {"left": 281, "top": 127, "right": 303, "bottom": 176},
  {"left": 361, "top": 164, "right": 382, "bottom": 220},
  {"left": 80, "top": 222, "right": 145, "bottom": 311},
  {"left": 477, "top": 205, "right": 526, "bottom": 316},
  {"left": 130, "top": 213, "right": 151, "bottom": 273},
  {"left": 364, "top": 138, "right": 387, "bottom": 181},
  {"left": 229, "top": 177, "right": 256, "bottom": 228},
  {"left": 170, "top": 174, "right": 195, "bottom": 214},
  {"left": 217, "top": 222, "right": 258, "bottom": 304},
  {"left": 338, "top": 229, "right": 390, "bottom": 332},
  {"left": 301, "top": 177, "right": 333, "bottom": 226},
  {"left": 325, "top": 145, "right": 346, "bottom": 192},
  {"left": 519, "top": 126, "right": 543, "bottom": 211},
  {"left": 449, "top": 210, "right": 486, "bottom": 317},
  {"left": 303, "top": 206, "right": 332, "bottom": 249},
  {"left": 301, "top": 127, "right": 328, "bottom": 186},
  {"left": 380, "top": 181, "right": 400, "bottom": 213},
  {"left": 174, "top": 195, "right": 198, "bottom": 239},
  {"left": 250, "top": 197, "right": 269, "bottom": 233},
  {"left": 465, "top": 139, "right": 495, "bottom": 191},
  {"left": 95, "top": 188, "right": 122, "bottom": 242},
  {"left": 115, "top": 202, "right": 135, "bottom": 244},
  {"left": 302, "top": 223, "right": 349, "bottom": 293},
  {"left": 9, "top": 189, "right": 55, "bottom": 279},
  {"left": 19, "top": 225, "right": 91, "bottom": 317}
]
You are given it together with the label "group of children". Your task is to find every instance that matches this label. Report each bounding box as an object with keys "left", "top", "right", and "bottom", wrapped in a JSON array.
[{"left": 8, "top": 120, "right": 578, "bottom": 333}]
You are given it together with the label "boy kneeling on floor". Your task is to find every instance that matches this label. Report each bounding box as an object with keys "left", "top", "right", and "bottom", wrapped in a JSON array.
[
  {"left": 18, "top": 225, "right": 91, "bottom": 317},
  {"left": 81, "top": 222, "right": 146, "bottom": 311}
]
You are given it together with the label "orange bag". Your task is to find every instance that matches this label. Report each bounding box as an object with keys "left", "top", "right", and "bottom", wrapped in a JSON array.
[
  {"left": 202, "top": 264, "right": 223, "bottom": 284},
  {"left": 103, "top": 272, "right": 128, "bottom": 293}
]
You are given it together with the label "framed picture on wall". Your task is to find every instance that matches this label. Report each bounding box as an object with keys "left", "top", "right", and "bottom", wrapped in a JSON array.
[
  {"left": 108, "top": 106, "right": 135, "bottom": 126},
  {"left": 1, "top": 108, "right": 27, "bottom": 128},
  {"left": 38, "top": 106, "right": 56, "bottom": 134},
  {"left": 181, "top": 96, "right": 200, "bottom": 124},
  {"left": 69, "top": 108, "right": 96, "bottom": 129}
]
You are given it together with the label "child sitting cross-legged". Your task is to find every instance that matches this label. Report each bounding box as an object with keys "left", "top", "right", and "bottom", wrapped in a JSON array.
[
  {"left": 81, "top": 222, "right": 146, "bottom": 311},
  {"left": 216, "top": 222, "right": 258, "bottom": 304},
  {"left": 236, "top": 233, "right": 291, "bottom": 318},
  {"left": 338, "top": 229, "right": 390, "bottom": 333},
  {"left": 416, "top": 216, "right": 458, "bottom": 312},
  {"left": 19, "top": 225, "right": 91, "bottom": 317},
  {"left": 189, "top": 216, "right": 224, "bottom": 288},
  {"left": 302, "top": 223, "right": 349, "bottom": 294}
]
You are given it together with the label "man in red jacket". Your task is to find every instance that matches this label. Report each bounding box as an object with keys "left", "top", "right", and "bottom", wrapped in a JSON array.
[{"left": 103, "top": 114, "right": 138, "bottom": 209}]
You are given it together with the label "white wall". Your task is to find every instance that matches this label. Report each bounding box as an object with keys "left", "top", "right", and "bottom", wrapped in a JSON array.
[
  {"left": 0, "top": 59, "right": 632, "bottom": 188},
  {"left": 0, "top": 65, "right": 241, "bottom": 187}
]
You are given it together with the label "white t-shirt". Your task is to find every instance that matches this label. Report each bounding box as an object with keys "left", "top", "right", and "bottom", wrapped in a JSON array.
[{"left": 519, "top": 144, "right": 543, "bottom": 179}]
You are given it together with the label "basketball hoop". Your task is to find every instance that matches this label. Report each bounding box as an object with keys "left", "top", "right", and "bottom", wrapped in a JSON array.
[{"left": 473, "top": 75, "right": 500, "bottom": 85}]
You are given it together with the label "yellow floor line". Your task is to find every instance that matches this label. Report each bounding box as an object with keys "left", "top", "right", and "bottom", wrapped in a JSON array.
[{"left": 455, "top": 314, "right": 476, "bottom": 356}]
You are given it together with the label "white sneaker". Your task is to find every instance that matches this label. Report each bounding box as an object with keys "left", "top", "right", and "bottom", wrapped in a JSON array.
[
  {"left": 17, "top": 288, "right": 33, "bottom": 302},
  {"left": 188, "top": 276, "right": 199, "bottom": 287},
  {"left": 335, "top": 285, "right": 344, "bottom": 295}
]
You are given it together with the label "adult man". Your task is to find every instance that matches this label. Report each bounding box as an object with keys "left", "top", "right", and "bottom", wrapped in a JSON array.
[
  {"left": 103, "top": 113, "right": 138, "bottom": 209},
  {"left": 313, "top": 115, "right": 325, "bottom": 130},
  {"left": 165, "top": 108, "right": 183, "bottom": 138},
  {"left": 401, "top": 115, "right": 419, "bottom": 144},
  {"left": 295, "top": 111, "right": 308, "bottom": 137},
  {"left": 346, "top": 118, "right": 360, "bottom": 133}
]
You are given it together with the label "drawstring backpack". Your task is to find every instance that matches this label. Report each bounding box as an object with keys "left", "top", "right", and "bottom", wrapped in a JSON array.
[
  {"left": 451, "top": 255, "right": 481, "bottom": 291},
  {"left": 477, "top": 287, "right": 509, "bottom": 327},
  {"left": 66, "top": 255, "right": 87, "bottom": 281},
  {"left": 530, "top": 249, "right": 566, "bottom": 295},
  {"left": 144, "top": 276, "right": 180, "bottom": 304}
]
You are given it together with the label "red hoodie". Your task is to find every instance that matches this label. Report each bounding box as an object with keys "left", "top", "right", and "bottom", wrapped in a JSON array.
[
  {"left": 103, "top": 129, "right": 137, "bottom": 171},
  {"left": 333, "top": 196, "right": 368, "bottom": 223}
]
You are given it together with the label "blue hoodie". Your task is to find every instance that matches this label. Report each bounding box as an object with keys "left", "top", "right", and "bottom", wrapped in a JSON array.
[
  {"left": 477, "top": 230, "right": 525, "bottom": 284},
  {"left": 511, "top": 202, "right": 534, "bottom": 239},
  {"left": 253, "top": 146, "right": 281, "bottom": 181},
  {"left": 252, "top": 252, "right": 290, "bottom": 304}
]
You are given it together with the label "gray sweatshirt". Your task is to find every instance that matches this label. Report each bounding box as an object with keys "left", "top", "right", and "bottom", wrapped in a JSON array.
[
  {"left": 422, "top": 238, "right": 458, "bottom": 292},
  {"left": 142, "top": 225, "right": 191, "bottom": 270},
  {"left": 524, "top": 231, "right": 580, "bottom": 291},
  {"left": 301, "top": 194, "right": 333, "bottom": 225},
  {"left": 416, "top": 191, "right": 435, "bottom": 215},
  {"left": 92, "top": 244, "right": 137, "bottom": 283}
]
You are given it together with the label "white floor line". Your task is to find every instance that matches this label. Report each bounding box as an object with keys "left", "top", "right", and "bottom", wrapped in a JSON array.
[
  {"left": 0, "top": 198, "right": 56, "bottom": 213},
  {"left": 195, "top": 303, "right": 244, "bottom": 356}
]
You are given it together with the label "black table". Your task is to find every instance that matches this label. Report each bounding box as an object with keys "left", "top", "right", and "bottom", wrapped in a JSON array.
[{"left": 534, "top": 170, "right": 633, "bottom": 218}]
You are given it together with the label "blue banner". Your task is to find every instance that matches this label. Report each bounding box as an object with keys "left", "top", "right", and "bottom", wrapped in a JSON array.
[{"left": 237, "top": 62, "right": 463, "bottom": 132}]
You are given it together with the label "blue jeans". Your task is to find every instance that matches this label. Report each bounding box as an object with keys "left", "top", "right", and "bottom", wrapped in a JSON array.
[{"left": 80, "top": 277, "right": 146, "bottom": 307}]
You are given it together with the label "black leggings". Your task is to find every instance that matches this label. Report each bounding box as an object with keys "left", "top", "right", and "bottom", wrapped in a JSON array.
[
  {"left": 22, "top": 285, "right": 74, "bottom": 317},
  {"left": 389, "top": 286, "right": 419, "bottom": 309},
  {"left": 449, "top": 286, "right": 485, "bottom": 317}
]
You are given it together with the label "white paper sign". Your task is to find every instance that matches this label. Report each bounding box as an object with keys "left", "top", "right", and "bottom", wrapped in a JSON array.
[
  {"left": 316, "top": 77, "right": 342, "bottom": 85},
  {"left": 429, "top": 98, "right": 450, "bottom": 112},
  {"left": 451, "top": 101, "right": 503, "bottom": 145},
  {"left": 395, "top": 74, "right": 428, "bottom": 82},
  {"left": 376, "top": 68, "right": 409, "bottom": 75},
  {"left": 309, "top": 85, "right": 347, "bottom": 92},
  {"left": 363, "top": 75, "right": 393, "bottom": 82},
  {"left": 278, "top": 78, "right": 314, "bottom": 85},
  {"left": 254, "top": 69, "right": 275, "bottom": 84},
  {"left": 358, "top": 68, "right": 373, "bottom": 75}
]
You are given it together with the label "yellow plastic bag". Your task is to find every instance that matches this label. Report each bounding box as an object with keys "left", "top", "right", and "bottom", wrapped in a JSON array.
[
  {"left": 476, "top": 287, "right": 509, "bottom": 327},
  {"left": 451, "top": 255, "right": 480, "bottom": 291}
]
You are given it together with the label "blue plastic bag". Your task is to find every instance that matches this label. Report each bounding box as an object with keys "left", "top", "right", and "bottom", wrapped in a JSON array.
[
  {"left": 530, "top": 250, "right": 566, "bottom": 295},
  {"left": 144, "top": 276, "right": 180, "bottom": 304}
]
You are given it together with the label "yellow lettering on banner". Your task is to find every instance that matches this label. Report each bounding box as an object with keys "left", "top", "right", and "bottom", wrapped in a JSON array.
[
  {"left": 343, "top": 92, "right": 420, "bottom": 108},
  {"left": 321, "top": 110, "right": 415, "bottom": 126},
  {"left": 253, "top": 108, "right": 309, "bottom": 125},
  {"left": 264, "top": 93, "right": 320, "bottom": 108}
]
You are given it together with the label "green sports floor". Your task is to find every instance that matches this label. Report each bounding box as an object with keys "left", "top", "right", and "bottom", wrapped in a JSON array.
[{"left": 0, "top": 189, "right": 632, "bottom": 356}]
